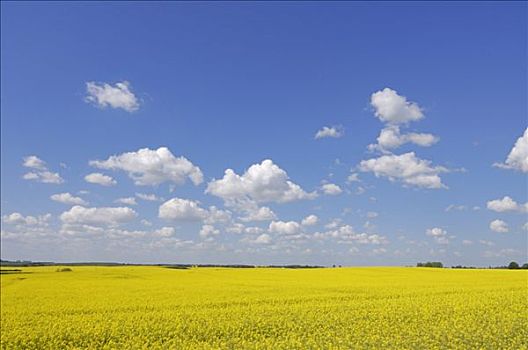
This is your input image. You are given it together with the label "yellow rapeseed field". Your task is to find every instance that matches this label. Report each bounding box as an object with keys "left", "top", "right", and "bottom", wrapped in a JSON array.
[{"left": 1, "top": 266, "right": 527, "bottom": 349}]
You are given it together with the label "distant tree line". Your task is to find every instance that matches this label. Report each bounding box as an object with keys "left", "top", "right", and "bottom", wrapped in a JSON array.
[
  {"left": 0, "top": 260, "right": 324, "bottom": 269},
  {"left": 417, "top": 261, "right": 528, "bottom": 270},
  {"left": 417, "top": 262, "right": 443, "bottom": 268}
]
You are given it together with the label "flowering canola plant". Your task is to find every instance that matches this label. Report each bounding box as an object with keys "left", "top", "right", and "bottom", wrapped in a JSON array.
[{"left": 1, "top": 266, "right": 527, "bottom": 349}]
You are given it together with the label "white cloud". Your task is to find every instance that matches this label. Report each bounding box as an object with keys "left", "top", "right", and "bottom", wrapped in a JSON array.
[
  {"left": 22, "top": 155, "right": 64, "bottom": 184},
  {"left": 347, "top": 173, "right": 360, "bottom": 183},
  {"left": 349, "top": 247, "right": 360, "bottom": 254},
  {"left": 85, "top": 81, "right": 139, "bottom": 112},
  {"left": 51, "top": 192, "right": 88, "bottom": 206},
  {"left": 152, "top": 227, "right": 175, "bottom": 238},
  {"left": 371, "top": 88, "right": 424, "bottom": 125},
  {"left": 158, "top": 198, "right": 208, "bottom": 221},
  {"left": 368, "top": 126, "right": 438, "bottom": 152},
  {"left": 489, "top": 219, "right": 509, "bottom": 233},
  {"left": 301, "top": 215, "right": 318, "bottom": 226},
  {"left": 479, "top": 240, "right": 495, "bottom": 247},
  {"left": 325, "top": 218, "right": 342, "bottom": 229},
  {"left": 244, "top": 227, "right": 263, "bottom": 235},
  {"left": 487, "top": 196, "right": 527, "bottom": 213},
  {"left": 84, "top": 172, "right": 117, "bottom": 186},
  {"left": 206, "top": 159, "right": 315, "bottom": 204},
  {"left": 23, "top": 171, "right": 64, "bottom": 184},
  {"left": 90, "top": 147, "right": 203, "bottom": 186},
  {"left": 2, "top": 212, "right": 51, "bottom": 226},
  {"left": 321, "top": 183, "right": 342, "bottom": 195},
  {"left": 316, "top": 224, "right": 388, "bottom": 245},
  {"left": 426, "top": 227, "right": 450, "bottom": 244},
  {"left": 226, "top": 223, "right": 246, "bottom": 234},
  {"left": 314, "top": 126, "right": 344, "bottom": 139},
  {"left": 253, "top": 233, "right": 272, "bottom": 244},
  {"left": 462, "top": 240, "right": 473, "bottom": 245},
  {"left": 522, "top": 222, "right": 528, "bottom": 231},
  {"left": 372, "top": 247, "right": 387, "bottom": 255},
  {"left": 445, "top": 204, "right": 467, "bottom": 212},
  {"left": 359, "top": 152, "right": 447, "bottom": 189},
  {"left": 136, "top": 193, "right": 162, "bottom": 202},
  {"left": 23, "top": 155, "right": 47, "bottom": 170},
  {"left": 269, "top": 220, "right": 302, "bottom": 235},
  {"left": 483, "top": 248, "right": 521, "bottom": 258},
  {"left": 366, "top": 211, "right": 379, "bottom": 219},
  {"left": 239, "top": 206, "right": 276, "bottom": 222},
  {"left": 199, "top": 225, "right": 220, "bottom": 239},
  {"left": 115, "top": 197, "right": 137, "bottom": 206},
  {"left": 60, "top": 206, "right": 137, "bottom": 226},
  {"left": 494, "top": 128, "right": 528, "bottom": 173},
  {"left": 204, "top": 206, "right": 233, "bottom": 225}
]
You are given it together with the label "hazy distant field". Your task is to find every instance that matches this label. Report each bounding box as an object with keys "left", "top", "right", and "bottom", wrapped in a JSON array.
[{"left": 1, "top": 266, "right": 527, "bottom": 349}]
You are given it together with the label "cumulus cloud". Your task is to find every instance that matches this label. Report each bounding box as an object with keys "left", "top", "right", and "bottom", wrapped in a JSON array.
[
  {"left": 239, "top": 206, "right": 276, "bottom": 222},
  {"left": 301, "top": 215, "right": 318, "bottom": 226},
  {"left": 84, "top": 172, "right": 117, "bottom": 186},
  {"left": 366, "top": 211, "right": 379, "bottom": 219},
  {"left": 314, "top": 126, "right": 344, "bottom": 139},
  {"left": 489, "top": 219, "right": 509, "bottom": 233},
  {"left": 370, "top": 88, "right": 424, "bottom": 125},
  {"left": 206, "top": 159, "right": 315, "bottom": 204},
  {"left": 487, "top": 196, "right": 527, "bottom": 213},
  {"left": 426, "top": 227, "right": 450, "bottom": 244},
  {"left": 152, "top": 227, "right": 175, "bottom": 238},
  {"left": 494, "top": 128, "right": 528, "bottom": 173},
  {"left": 23, "top": 171, "right": 64, "bottom": 184},
  {"left": 445, "top": 204, "right": 467, "bottom": 212},
  {"left": 23, "top": 155, "right": 47, "bottom": 170},
  {"left": 199, "top": 225, "right": 220, "bottom": 239},
  {"left": 321, "top": 183, "right": 343, "bottom": 195},
  {"left": 2, "top": 213, "right": 51, "bottom": 226},
  {"left": 368, "top": 126, "right": 438, "bottom": 152},
  {"left": 60, "top": 206, "right": 137, "bottom": 226},
  {"left": 136, "top": 193, "right": 162, "bottom": 202},
  {"left": 253, "top": 233, "right": 272, "bottom": 244},
  {"left": 479, "top": 240, "right": 495, "bottom": 247},
  {"left": 158, "top": 198, "right": 208, "bottom": 221},
  {"left": 226, "top": 223, "right": 246, "bottom": 234},
  {"left": 90, "top": 147, "right": 203, "bottom": 186},
  {"left": 268, "top": 220, "right": 302, "bottom": 235},
  {"left": 50, "top": 192, "right": 88, "bottom": 206},
  {"left": 115, "top": 197, "right": 137, "bottom": 206},
  {"left": 22, "top": 155, "right": 64, "bottom": 184},
  {"left": 347, "top": 173, "right": 360, "bottom": 183},
  {"left": 204, "top": 206, "right": 233, "bottom": 225},
  {"left": 245, "top": 227, "right": 264, "bottom": 235},
  {"left": 85, "top": 81, "right": 139, "bottom": 112},
  {"left": 483, "top": 248, "right": 521, "bottom": 258},
  {"left": 359, "top": 152, "right": 447, "bottom": 189},
  {"left": 315, "top": 224, "right": 388, "bottom": 245}
]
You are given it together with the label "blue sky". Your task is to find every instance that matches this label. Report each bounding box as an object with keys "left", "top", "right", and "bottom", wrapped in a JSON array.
[{"left": 1, "top": 2, "right": 526, "bottom": 266}]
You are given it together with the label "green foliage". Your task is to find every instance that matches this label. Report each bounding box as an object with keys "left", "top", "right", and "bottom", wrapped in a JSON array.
[
  {"left": 417, "top": 262, "right": 443, "bottom": 268},
  {"left": 508, "top": 262, "right": 519, "bottom": 270}
]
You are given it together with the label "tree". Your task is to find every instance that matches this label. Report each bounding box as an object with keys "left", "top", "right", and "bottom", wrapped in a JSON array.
[
  {"left": 521, "top": 263, "right": 528, "bottom": 270},
  {"left": 508, "top": 261, "right": 519, "bottom": 269},
  {"left": 417, "top": 261, "right": 443, "bottom": 268}
]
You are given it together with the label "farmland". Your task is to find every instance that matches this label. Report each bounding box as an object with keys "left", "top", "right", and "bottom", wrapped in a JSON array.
[{"left": 1, "top": 266, "right": 527, "bottom": 349}]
